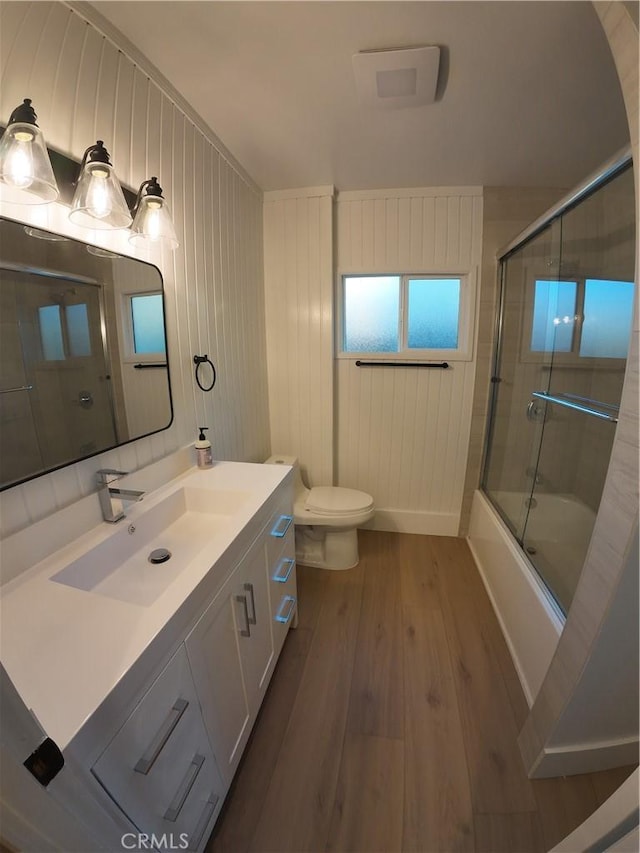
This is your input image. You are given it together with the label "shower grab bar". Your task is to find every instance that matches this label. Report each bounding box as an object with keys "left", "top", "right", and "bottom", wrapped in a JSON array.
[
  {"left": 532, "top": 392, "right": 618, "bottom": 423},
  {"left": 0, "top": 385, "right": 33, "bottom": 394},
  {"left": 355, "top": 360, "right": 449, "bottom": 369}
]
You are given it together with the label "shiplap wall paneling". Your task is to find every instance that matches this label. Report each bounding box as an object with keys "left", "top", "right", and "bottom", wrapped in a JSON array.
[
  {"left": 0, "top": 1, "right": 270, "bottom": 540},
  {"left": 263, "top": 188, "right": 334, "bottom": 487},
  {"left": 336, "top": 189, "right": 483, "bottom": 535}
]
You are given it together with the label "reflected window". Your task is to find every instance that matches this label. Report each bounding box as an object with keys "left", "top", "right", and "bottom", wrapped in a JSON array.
[
  {"left": 529, "top": 277, "right": 634, "bottom": 359},
  {"left": 130, "top": 293, "right": 166, "bottom": 354},
  {"left": 39, "top": 305, "right": 65, "bottom": 360},
  {"left": 66, "top": 303, "right": 91, "bottom": 357},
  {"left": 580, "top": 279, "right": 634, "bottom": 359},
  {"left": 530, "top": 280, "right": 577, "bottom": 352},
  {"left": 38, "top": 302, "right": 92, "bottom": 360}
]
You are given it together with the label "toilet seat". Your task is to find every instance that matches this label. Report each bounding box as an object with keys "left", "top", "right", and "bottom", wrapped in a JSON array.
[{"left": 305, "top": 486, "right": 374, "bottom": 516}]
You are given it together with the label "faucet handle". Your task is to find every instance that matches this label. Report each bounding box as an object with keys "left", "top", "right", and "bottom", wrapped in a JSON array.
[{"left": 96, "top": 468, "right": 128, "bottom": 485}]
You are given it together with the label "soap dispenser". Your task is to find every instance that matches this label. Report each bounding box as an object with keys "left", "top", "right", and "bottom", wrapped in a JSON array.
[{"left": 195, "top": 427, "right": 213, "bottom": 468}]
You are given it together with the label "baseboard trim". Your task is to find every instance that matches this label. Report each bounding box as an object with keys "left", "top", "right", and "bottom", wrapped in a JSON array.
[{"left": 366, "top": 509, "right": 459, "bottom": 536}]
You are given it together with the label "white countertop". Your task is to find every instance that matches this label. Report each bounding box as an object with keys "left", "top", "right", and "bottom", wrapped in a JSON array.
[{"left": 0, "top": 462, "right": 290, "bottom": 751}]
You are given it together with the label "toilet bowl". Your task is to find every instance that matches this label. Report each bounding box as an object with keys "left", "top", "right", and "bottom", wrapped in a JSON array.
[{"left": 264, "top": 455, "right": 374, "bottom": 570}]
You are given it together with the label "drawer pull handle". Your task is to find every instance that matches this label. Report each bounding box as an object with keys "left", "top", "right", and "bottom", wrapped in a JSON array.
[
  {"left": 164, "top": 753, "right": 205, "bottom": 822},
  {"left": 236, "top": 594, "right": 251, "bottom": 637},
  {"left": 273, "top": 557, "right": 295, "bottom": 583},
  {"left": 276, "top": 595, "right": 297, "bottom": 624},
  {"left": 245, "top": 582, "right": 257, "bottom": 625},
  {"left": 134, "top": 698, "right": 188, "bottom": 775},
  {"left": 270, "top": 514, "right": 293, "bottom": 538},
  {"left": 188, "top": 793, "right": 220, "bottom": 850}
]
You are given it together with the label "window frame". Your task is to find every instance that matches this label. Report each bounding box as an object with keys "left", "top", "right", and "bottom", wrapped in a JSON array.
[{"left": 336, "top": 269, "right": 476, "bottom": 362}]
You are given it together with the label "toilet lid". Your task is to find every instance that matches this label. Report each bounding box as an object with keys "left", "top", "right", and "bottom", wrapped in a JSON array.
[{"left": 305, "top": 486, "right": 374, "bottom": 515}]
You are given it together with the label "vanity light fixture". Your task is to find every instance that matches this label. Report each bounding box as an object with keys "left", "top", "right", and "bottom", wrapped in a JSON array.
[
  {"left": 0, "top": 99, "right": 59, "bottom": 204},
  {"left": 69, "top": 140, "right": 132, "bottom": 230},
  {"left": 129, "top": 177, "right": 179, "bottom": 250}
]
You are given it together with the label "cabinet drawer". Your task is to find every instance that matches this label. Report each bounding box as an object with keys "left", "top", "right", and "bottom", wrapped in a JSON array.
[{"left": 92, "top": 645, "right": 224, "bottom": 849}]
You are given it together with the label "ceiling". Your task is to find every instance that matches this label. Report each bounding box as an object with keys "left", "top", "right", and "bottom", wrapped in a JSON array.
[{"left": 89, "top": 1, "right": 630, "bottom": 192}]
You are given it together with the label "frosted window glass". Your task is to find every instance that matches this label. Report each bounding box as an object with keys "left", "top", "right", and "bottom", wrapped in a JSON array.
[
  {"left": 131, "top": 294, "right": 166, "bottom": 354},
  {"left": 39, "top": 305, "right": 64, "bottom": 361},
  {"left": 580, "top": 279, "right": 634, "bottom": 358},
  {"left": 407, "top": 278, "right": 460, "bottom": 349},
  {"left": 343, "top": 276, "right": 399, "bottom": 352},
  {"left": 66, "top": 303, "right": 91, "bottom": 357},
  {"left": 531, "top": 280, "right": 577, "bottom": 352}
]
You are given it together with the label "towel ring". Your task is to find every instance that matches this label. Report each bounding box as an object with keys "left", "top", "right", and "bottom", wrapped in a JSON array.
[{"left": 193, "top": 354, "right": 216, "bottom": 392}]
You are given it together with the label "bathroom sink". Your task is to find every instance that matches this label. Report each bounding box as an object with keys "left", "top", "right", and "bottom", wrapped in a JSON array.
[{"left": 50, "top": 487, "right": 249, "bottom": 606}]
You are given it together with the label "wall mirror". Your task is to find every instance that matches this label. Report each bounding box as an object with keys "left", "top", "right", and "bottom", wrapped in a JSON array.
[{"left": 0, "top": 216, "right": 173, "bottom": 491}]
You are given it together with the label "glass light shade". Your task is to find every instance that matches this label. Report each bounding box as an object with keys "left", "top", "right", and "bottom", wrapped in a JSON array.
[
  {"left": 69, "top": 160, "right": 132, "bottom": 229},
  {"left": 129, "top": 194, "right": 179, "bottom": 250},
  {"left": 0, "top": 122, "right": 59, "bottom": 204}
]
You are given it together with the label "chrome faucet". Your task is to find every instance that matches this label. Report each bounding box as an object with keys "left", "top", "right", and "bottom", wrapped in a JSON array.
[{"left": 96, "top": 469, "right": 145, "bottom": 523}]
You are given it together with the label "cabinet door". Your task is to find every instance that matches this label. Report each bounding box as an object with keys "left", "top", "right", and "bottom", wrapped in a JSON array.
[
  {"left": 186, "top": 574, "right": 251, "bottom": 785},
  {"left": 234, "top": 541, "right": 275, "bottom": 714}
]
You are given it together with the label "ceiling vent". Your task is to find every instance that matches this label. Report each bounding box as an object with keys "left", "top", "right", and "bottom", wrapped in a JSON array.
[{"left": 352, "top": 45, "right": 440, "bottom": 110}]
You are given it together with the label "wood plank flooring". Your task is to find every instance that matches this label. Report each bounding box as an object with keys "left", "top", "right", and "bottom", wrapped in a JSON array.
[{"left": 206, "top": 531, "right": 636, "bottom": 853}]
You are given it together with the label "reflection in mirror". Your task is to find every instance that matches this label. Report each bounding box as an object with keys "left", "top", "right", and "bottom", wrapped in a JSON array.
[{"left": 0, "top": 216, "right": 173, "bottom": 490}]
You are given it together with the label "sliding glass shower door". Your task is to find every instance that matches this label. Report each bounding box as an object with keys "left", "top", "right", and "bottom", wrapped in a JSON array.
[
  {"left": 482, "top": 219, "right": 561, "bottom": 542},
  {"left": 483, "top": 161, "right": 635, "bottom": 615}
]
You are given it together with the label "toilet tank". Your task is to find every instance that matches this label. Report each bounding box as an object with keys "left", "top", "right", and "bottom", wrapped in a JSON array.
[{"left": 264, "top": 455, "right": 307, "bottom": 497}]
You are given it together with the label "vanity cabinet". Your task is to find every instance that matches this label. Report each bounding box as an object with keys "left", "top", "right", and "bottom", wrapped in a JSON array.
[
  {"left": 92, "top": 644, "right": 224, "bottom": 851},
  {"left": 2, "top": 462, "right": 297, "bottom": 852}
]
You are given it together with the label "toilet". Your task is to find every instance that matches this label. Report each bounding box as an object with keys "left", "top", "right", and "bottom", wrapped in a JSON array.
[{"left": 264, "top": 455, "right": 374, "bottom": 570}]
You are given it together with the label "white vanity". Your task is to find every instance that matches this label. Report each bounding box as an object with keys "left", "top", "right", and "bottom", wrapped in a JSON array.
[{"left": 0, "top": 461, "right": 296, "bottom": 851}]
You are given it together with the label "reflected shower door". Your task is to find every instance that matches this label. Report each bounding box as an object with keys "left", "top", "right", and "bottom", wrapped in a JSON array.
[{"left": 15, "top": 270, "right": 117, "bottom": 470}]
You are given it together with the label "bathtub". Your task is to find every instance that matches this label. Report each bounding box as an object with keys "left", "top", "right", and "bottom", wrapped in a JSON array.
[
  {"left": 493, "top": 490, "right": 596, "bottom": 614},
  {"left": 467, "top": 489, "right": 566, "bottom": 706}
]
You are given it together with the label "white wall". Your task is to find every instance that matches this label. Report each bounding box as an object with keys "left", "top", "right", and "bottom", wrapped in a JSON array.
[
  {"left": 263, "top": 187, "right": 334, "bottom": 487},
  {"left": 336, "top": 188, "right": 483, "bottom": 534},
  {"left": 0, "top": 1, "right": 271, "bottom": 541},
  {"left": 263, "top": 186, "right": 483, "bottom": 532}
]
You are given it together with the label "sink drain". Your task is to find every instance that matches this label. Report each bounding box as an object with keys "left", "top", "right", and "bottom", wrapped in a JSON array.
[{"left": 149, "top": 548, "right": 172, "bottom": 564}]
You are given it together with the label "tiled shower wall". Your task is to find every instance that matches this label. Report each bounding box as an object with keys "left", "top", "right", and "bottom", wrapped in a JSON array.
[{"left": 0, "top": 1, "right": 271, "bottom": 538}]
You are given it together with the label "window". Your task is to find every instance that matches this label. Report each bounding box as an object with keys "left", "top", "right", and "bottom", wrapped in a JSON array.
[
  {"left": 529, "top": 277, "right": 634, "bottom": 360},
  {"left": 340, "top": 273, "right": 472, "bottom": 359}
]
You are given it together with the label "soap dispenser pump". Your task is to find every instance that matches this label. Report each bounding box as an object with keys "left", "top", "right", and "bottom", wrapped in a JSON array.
[{"left": 195, "top": 427, "right": 213, "bottom": 468}]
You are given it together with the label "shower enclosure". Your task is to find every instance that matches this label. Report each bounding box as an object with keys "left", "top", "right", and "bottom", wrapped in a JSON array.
[{"left": 482, "top": 154, "right": 636, "bottom": 616}]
